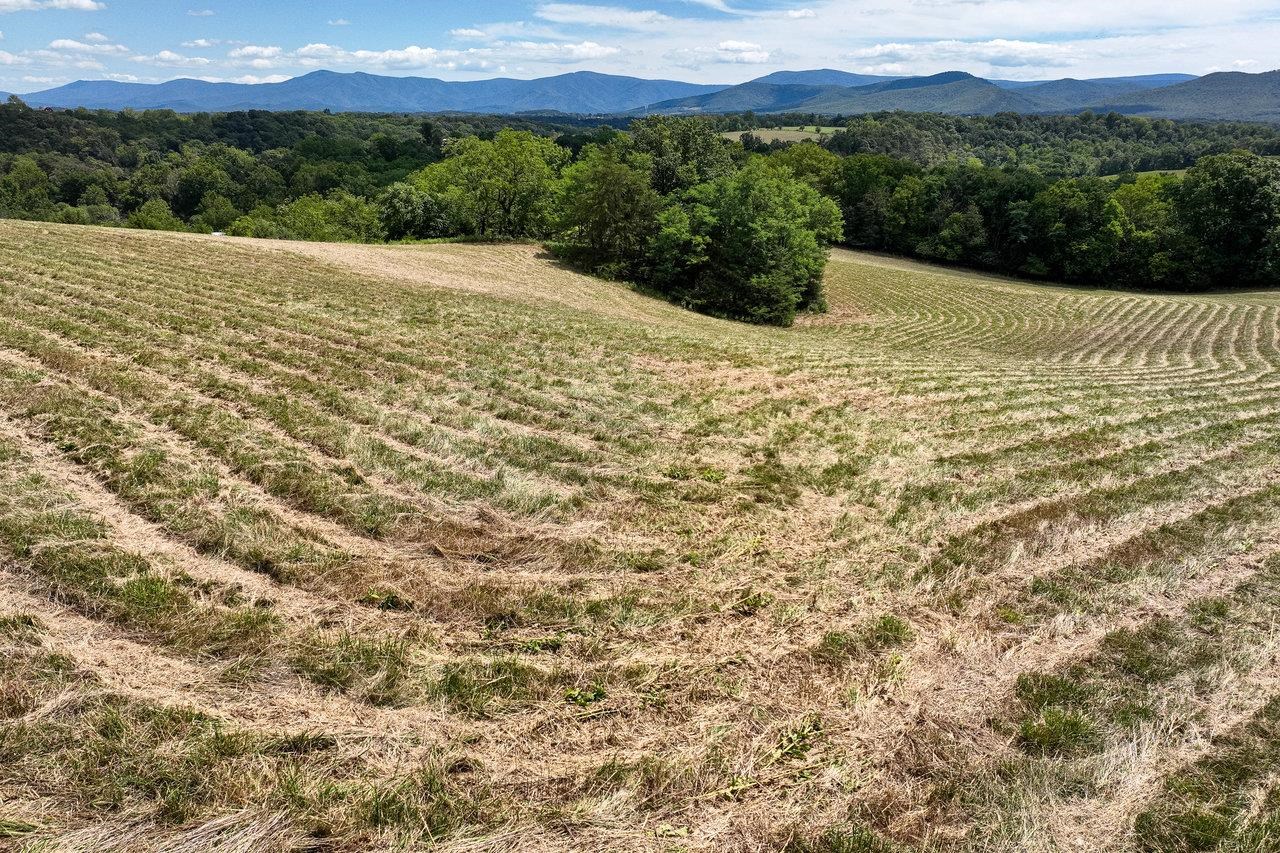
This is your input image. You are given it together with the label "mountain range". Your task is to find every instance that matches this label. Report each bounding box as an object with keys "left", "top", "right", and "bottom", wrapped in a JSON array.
[
  {"left": 18, "top": 70, "right": 722, "bottom": 115},
  {"left": 12, "top": 67, "right": 1280, "bottom": 123}
]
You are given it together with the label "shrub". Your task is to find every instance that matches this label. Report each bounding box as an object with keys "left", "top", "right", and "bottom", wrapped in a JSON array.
[{"left": 127, "top": 199, "right": 186, "bottom": 232}]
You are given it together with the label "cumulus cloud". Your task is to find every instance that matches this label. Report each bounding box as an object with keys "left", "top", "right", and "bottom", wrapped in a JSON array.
[
  {"left": 182, "top": 38, "right": 218, "bottom": 48},
  {"left": 294, "top": 39, "right": 619, "bottom": 71},
  {"left": 197, "top": 72, "right": 289, "bottom": 83},
  {"left": 228, "top": 44, "right": 282, "bottom": 58},
  {"left": 668, "top": 39, "right": 772, "bottom": 67},
  {"left": 131, "top": 49, "right": 212, "bottom": 67},
  {"left": 0, "top": 0, "right": 104, "bottom": 11},
  {"left": 49, "top": 37, "right": 128, "bottom": 53},
  {"left": 536, "top": 3, "right": 674, "bottom": 29},
  {"left": 849, "top": 38, "right": 1076, "bottom": 68}
]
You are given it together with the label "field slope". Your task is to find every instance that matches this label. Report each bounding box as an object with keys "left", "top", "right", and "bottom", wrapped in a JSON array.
[{"left": 3, "top": 220, "right": 1280, "bottom": 851}]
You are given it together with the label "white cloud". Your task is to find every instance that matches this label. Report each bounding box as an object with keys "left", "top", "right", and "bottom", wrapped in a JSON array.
[
  {"left": 182, "top": 38, "right": 218, "bottom": 47},
  {"left": 849, "top": 39, "right": 1076, "bottom": 68},
  {"left": 131, "top": 49, "right": 212, "bottom": 67},
  {"left": 669, "top": 39, "right": 771, "bottom": 66},
  {"left": 82, "top": 31, "right": 107, "bottom": 41},
  {"left": 450, "top": 28, "right": 487, "bottom": 38},
  {"left": 228, "top": 44, "right": 281, "bottom": 58},
  {"left": 197, "top": 72, "right": 289, "bottom": 83},
  {"left": 536, "top": 4, "right": 674, "bottom": 30},
  {"left": 327, "top": 18, "right": 349, "bottom": 26},
  {"left": 507, "top": 40, "right": 620, "bottom": 60},
  {"left": 49, "top": 37, "right": 128, "bottom": 53},
  {"left": 680, "top": 0, "right": 739, "bottom": 12},
  {"left": 187, "top": 8, "right": 213, "bottom": 16},
  {"left": 294, "top": 38, "right": 620, "bottom": 71},
  {"left": 0, "top": 0, "right": 104, "bottom": 10}
]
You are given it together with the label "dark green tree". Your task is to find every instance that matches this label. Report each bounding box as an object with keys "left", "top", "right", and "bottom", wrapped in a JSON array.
[
  {"left": 1173, "top": 151, "right": 1280, "bottom": 289},
  {"left": 556, "top": 143, "right": 662, "bottom": 277},
  {"left": 650, "top": 162, "right": 842, "bottom": 326},
  {"left": 377, "top": 182, "right": 444, "bottom": 240},
  {"left": 630, "top": 116, "right": 735, "bottom": 195}
]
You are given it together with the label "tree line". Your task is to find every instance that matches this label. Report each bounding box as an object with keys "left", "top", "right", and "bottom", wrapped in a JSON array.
[
  {"left": 738, "top": 111, "right": 1280, "bottom": 178},
  {"left": 3, "top": 96, "right": 1279, "bottom": 323}
]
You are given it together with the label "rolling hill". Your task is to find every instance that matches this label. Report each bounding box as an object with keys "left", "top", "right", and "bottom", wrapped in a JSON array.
[
  {"left": 1012, "top": 75, "right": 1196, "bottom": 110},
  {"left": 639, "top": 81, "right": 841, "bottom": 114},
  {"left": 992, "top": 73, "right": 1196, "bottom": 91},
  {"left": 803, "top": 71, "right": 1043, "bottom": 114}
]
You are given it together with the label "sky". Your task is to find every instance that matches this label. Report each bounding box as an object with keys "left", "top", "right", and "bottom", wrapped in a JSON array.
[{"left": 1, "top": 0, "right": 1278, "bottom": 93}]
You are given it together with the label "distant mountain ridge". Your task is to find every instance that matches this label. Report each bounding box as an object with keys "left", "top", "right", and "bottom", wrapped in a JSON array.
[
  {"left": 21, "top": 70, "right": 724, "bottom": 115},
  {"left": 1089, "top": 71, "right": 1280, "bottom": 123},
  {"left": 14, "top": 67, "right": 1280, "bottom": 122},
  {"left": 642, "top": 70, "right": 1278, "bottom": 122}
]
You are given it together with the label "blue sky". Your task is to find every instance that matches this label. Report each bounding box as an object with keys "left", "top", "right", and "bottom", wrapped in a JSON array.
[{"left": 2, "top": 0, "right": 1278, "bottom": 93}]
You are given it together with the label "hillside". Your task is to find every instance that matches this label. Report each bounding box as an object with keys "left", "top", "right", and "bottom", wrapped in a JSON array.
[
  {"left": 1089, "top": 70, "right": 1280, "bottom": 122},
  {"left": 4, "top": 219, "right": 1280, "bottom": 851},
  {"left": 806, "top": 71, "right": 1043, "bottom": 114},
  {"left": 1015, "top": 76, "right": 1181, "bottom": 110},
  {"left": 637, "top": 81, "right": 841, "bottom": 114},
  {"left": 993, "top": 73, "right": 1197, "bottom": 91}
]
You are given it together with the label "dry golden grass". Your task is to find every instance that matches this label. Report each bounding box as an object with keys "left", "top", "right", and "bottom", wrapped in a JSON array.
[{"left": 3, "top": 220, "right": 1280, "bottom": 851}]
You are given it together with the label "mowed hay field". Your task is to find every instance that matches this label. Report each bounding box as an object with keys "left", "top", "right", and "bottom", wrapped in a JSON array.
[{"left": 3, "top": 219, "right": 1280, "bottom": 852}]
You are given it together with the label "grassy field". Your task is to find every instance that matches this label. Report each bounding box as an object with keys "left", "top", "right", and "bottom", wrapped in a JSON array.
[
  {"left": 3, "top": 219, "right": 1280, "bottom": 851},
  {"left": 721, "top": 126, "right": 843, "bottom": 143}
]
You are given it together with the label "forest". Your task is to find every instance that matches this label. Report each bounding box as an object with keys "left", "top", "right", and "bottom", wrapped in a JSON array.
[{"left": 2, "top": 95, "right": 1279, "bottom": 324}]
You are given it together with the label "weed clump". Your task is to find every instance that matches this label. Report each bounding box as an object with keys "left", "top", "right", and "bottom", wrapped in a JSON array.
[
  {"left": 290, "top": 632, "right": 414, "bottom": 706},
  {"left": 431, "top": 656, "right": 546, "bottom": 716},
  {"left": 812, "top": 614, "right": 915, "bottom": 666},
  {"left": 1017, "top": 707, "right": 1102, "bottom": 757}
]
